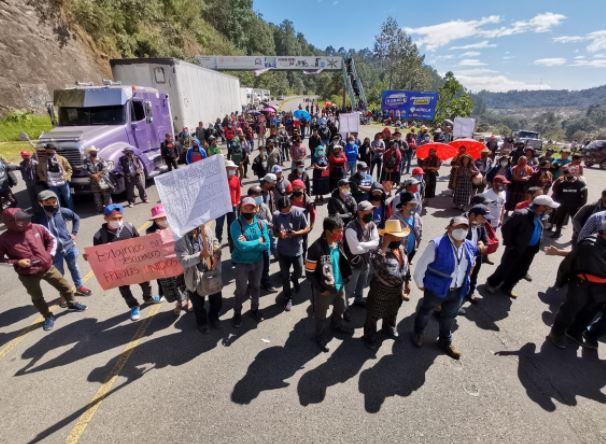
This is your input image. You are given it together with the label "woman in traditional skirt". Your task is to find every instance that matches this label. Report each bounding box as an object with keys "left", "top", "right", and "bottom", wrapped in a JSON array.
[
  {"left": 363, "top": 219, "right": 411, "bottom": 351},
  {"left": 448, "top": 146, "right": 467, "bottom": 190},
  {"left": 421, "top": 148, "right": 441, "bottom": 198},
  {"left": 328, "top": 144, "right": 347, "bottom": 191},
  {"left": 452, "top": 154, "right": 479, "bottom": 210},
  {"left": 312, "top": 145, "right": 330, "bottom": 202},
  {"left": 146, "top": 204, "right": 190, "bottom": 314},
  {"left": 506, "top": 155, "right": 534, "bottom": 213}
]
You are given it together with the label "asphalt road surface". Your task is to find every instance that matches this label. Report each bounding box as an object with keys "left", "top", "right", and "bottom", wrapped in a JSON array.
[{"left": 0, "top": 109, "right": 605, "bottom": 443}]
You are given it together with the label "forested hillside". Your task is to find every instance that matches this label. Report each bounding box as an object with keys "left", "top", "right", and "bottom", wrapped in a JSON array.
[{"left": 473, "top": 85, "right": 606, "bottom": 110}]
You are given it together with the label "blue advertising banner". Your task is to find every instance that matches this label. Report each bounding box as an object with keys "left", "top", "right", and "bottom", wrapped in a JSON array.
[{"left": 381, "top": 90, "right": 439, "bottom": 121}]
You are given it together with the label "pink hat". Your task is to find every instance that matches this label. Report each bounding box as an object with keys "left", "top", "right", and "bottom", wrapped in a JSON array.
[
  {"left": 150, "top": 204, "right": 167, "bottom": 220},
  {"left": 291, "top": 179, "right": 306, "bottom": 190}
]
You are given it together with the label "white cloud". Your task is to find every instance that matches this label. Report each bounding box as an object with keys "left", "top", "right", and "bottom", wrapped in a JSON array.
[
  {"left": 553, "top": 35, "right": 585, "bottom": 43},
  {"left": 534, "top": 57, "right": 567, "bottom": 66},
  {"left": 574, "top": 55, "right": 586, "bottom": 60},
  {"left": 450, "top": 40, "right": 497, "bottom": 50},
  {"left": 460, "top": 51, "right": 481, "bottom": 57},
  {"left": 552, "top": 30, "right": 606, "bottom": 53},
  {"left": 502, "top": 55, "right": 515, "bottom": 60},
  {"left": 459, "top": 59, "right": 486, "bottom": 67},
  {"left": 455, "top": 71, "right": 551, "bottom": 92},
  {"left": 455, "top": 68, "right": 498, "bottom": 75},
  {"left": 572, "top": 58, "right": 606, "bottom": 68}
]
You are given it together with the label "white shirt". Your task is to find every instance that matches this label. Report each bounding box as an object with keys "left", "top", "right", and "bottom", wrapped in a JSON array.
[
  {"left": 482, "top": 188, "right": 506, "bottom": 228},
  {"left": 345, "top": 224, "right": 380, "bottom": 255},
  {"left": 413, "top": 236, "right": 469, "bottom": 290}
]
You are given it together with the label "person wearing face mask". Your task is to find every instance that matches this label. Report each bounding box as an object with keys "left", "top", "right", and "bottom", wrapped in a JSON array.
[
  {"left": 381, "top": 140, "right": 401, "bottom": 184},
  {"left": 252, "top": 145, "right": 269, "bottom": 180},
  {"left": 92, "top": 204, "right": 160, "bottom": 321},
  {"left": 305, "top": 216, "right": 353, "bottom": 352},
  {"left": 390, "top": 192, "right": 423, "bottom": 266},
  {"left": 230, "top": 197, "right": 271, "bottom": 327},
  {"left": 19, "top": 150, "right": 40, "bottom": 211},
  {"left": 328, "top": 179, "right": 357, "bottom": 226},
  {"left": 549, "top": 167, "right": 588, "bottom": 239},
  {"left": 392, "top": 178, "right": 423, "bottom": 215},
  {"left": 272, "top": 196, "right": 311, "bottom": 311},
  {"left": 344, "top": 136, "right": 359, "bottom": 175},
  {"left": 363, "top": 219, "right": 411, "bottom": 351},
  {"left": 411, "top": 166, "right": 426, "bottom": 200},
  {"left": 482, "top": 175, "right": 509, "bottom": 229},
  {"left": 37, "top": 143, "right": 73, "bottom": 210},
  {"left": 328, "top": 144, "right": 347, "bottom": 190},
  {"left": 83, "top": 146, "right": 113, "bottom": 213},
  {"left": 214, "top": 160, "right": 240, "bottom": 250},
  {"left": 486, "top": 155, "right": 512, "bottom": 184},
  {"left": 464, "top": 205, "right": 491, "bottom": 303},
  {"left": 118, "top": 147, "right": 147, "bottom": 208},
  {"left": 350, "top": 161, "right": 373, "bottom": 203},
  {"left": 290, "top": 179, "right": 316, "bottom": 248},
  {"left": 33, "top": 190, "right": 92, "bottom": 302},
  {"left": 529, "top": 159, "right": 553, "bottom": 194},
  {"left": 420, "top": 149, "right": 441, "bottom": 199},
  {"left": 485, "top": 195, "right": 561, "bottom": 299},
  {"left": 0, "top": 208, "right": 87, "bottom": 331},
  {"left": 412, "top": 216, "right": 477, "bottom": 359},
  {"left": 147, "top": 204, "right": 189, "bottom": 315},
  {"left": 344, "top": 201, "right": 380, "bottom": 312},
  {"left": 248, "top": 185, "right": 276, "bottom": 292},
  {"left": 505, "top": 156, "right": 534, "bottom": 214},
  {"left": 271, "top": 165, "right": 292, "bottom": 204},
  {"left": 368, "top": 182, "right": 391, "bottom": 229},
  {"left": 287, "top": 159, "right": 311, "bottom": 194},
  {"left": 311, "top": 145, "right": 330, "bottom": 203}
]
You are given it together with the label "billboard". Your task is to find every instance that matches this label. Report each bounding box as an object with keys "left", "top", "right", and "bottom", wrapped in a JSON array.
[
  {"left": 197, "top": 56, "right": 343, "bottom": 71},
  {"left": 381, "top": 90, "right": 439, "bottom": 121}
]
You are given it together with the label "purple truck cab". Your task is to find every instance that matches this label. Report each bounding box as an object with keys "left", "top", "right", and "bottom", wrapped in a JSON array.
[{"left": 37, "top": 83, "right": 173, "bottom": 194}]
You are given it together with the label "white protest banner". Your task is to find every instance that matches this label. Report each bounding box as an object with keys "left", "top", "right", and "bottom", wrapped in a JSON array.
[
  {"left": 154, "top": 155, "right": 232, "bottom": 237},
  {"left": 339, "top": 112, "right": 360, "bottom": 136},
  {"left": 453, "top": 117, "right": 476, "bottom": 139}
]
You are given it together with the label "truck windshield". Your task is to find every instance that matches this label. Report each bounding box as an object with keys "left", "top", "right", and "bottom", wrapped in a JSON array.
[
  {"left": 516, "top": 131, "right": 539, "bottom": 139},
  {"left": 58, "top": 105, "right": 126, "bottom": 126}
]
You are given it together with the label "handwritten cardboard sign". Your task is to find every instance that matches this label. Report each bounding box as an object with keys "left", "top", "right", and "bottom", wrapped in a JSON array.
[
  {"left": 154, "top": 154, "right": 232, "bottom": 237},
  {"left": 84, "top": 229, "right": 183, "bottom": 290}
]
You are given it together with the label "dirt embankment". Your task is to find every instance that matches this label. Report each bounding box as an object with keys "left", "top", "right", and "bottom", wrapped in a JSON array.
[{"left": 0, "top": 0, "right": 111, "bottom": 115}]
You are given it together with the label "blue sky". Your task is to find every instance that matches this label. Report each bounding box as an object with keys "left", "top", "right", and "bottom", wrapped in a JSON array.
[{"left": 253, "top": 0, "right": 606, "bottom": 92}]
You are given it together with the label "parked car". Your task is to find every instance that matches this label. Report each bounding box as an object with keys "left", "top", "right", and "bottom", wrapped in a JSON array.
[{"left": 583, "top": 140, "right": 606, "bottom": 169}]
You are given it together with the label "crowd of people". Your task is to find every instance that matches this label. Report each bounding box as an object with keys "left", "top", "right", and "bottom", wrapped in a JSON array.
[{"left": 0, "top": 107, "right": 604, "bottom": 360}]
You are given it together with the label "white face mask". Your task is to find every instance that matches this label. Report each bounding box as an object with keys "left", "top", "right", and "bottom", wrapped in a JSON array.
[
  {"left": 108, "top": 220, "right": 124, "bottom": 230},
  {"left": 156, "top": 220, "right": 168, "bottom": 228},
  {"left": 228, "top": 170, "right": 236, "bottom": 176},
  {"left": 451, "top": 228, "right": 468, "bottom": 241}
]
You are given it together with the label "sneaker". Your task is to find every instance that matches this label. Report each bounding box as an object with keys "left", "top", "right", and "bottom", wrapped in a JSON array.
[
  {"left": 284, "top": 299, "right": 293, "bottom": 311},
  {"left": 58, "top": 297, "right": 68, "bottom": 308},
  {"left": 232, "top": 311, "right": 242, "bottom": 328},
  {"left": 142, "top": 199, "right": 149, "bottom": 203},
  {"left": 439, "top": 342, "right": 462, "bottom": 360},
  {"left": 42, "top": 315, "right": 56, "bottom": 331},
  {"left": 381, "top": 327, "right": 399, "bottom": 339},
  {"left": 76, "top": 286, "right": 92, "bottom": 296},
  {"left": 67, "top": 302, "right": 87, "bottom": 312},
  {"left": 128, "top": 202, "right": 134, "bottom": 208},
  {"left": 411, "top": 332, "right": 423, "bottom": 348},
  {"left": 144, "top": 295, "right": 163, "bottom": 305},
  {"left": 548, "top": 331, "right": 566, "bottom": 349},
  {"left": 582, "top": 332, "right": 599, "bottom": 350},
  {"left": 251, "top": 309, "right": 264, "bottom": 323},
  {"left": 130, "top": 306, "right": 141, "bottom": 321}
]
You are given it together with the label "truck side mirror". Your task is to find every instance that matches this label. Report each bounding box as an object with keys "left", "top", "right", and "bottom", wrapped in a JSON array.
[{"left": 46, "top": 102, "right": 57, "bottom": 126}]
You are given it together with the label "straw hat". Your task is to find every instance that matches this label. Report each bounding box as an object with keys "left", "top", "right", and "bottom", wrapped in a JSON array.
[{"left": 378, "top": 219, "right": 411, "bottom": 238}]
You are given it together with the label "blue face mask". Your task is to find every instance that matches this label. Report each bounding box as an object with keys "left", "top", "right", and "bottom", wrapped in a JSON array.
[
  {"left": 414, "top": 176, "right": 423, "bottom": 182},
  {"left": 254, "top": 196, "right": 263, "bottom": 205}
]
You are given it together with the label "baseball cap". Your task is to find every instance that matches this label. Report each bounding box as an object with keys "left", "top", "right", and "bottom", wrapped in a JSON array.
[
  {"left": 357, "top": 200, "right": 374, "bottom": 211},
  {"left": 449, "top": 215, "right": 470, "bottom": 227},
  {"left": 225, "top": 160, "right": 237, "bottom": 168},
  {"left": 396, "top": 191, "right": 416, "bottom": 208},
  {"left": 468, "top": 204, "right": 492, "bottom": 219},
  {"left": 261, "top": 173, "right": 277, "bottom": 184},
  {"left": 470, "top": 194, "right": 493, "bottom": 206},
  {"left": 123, "top": 146, "right": 134, "bottom": 153},
  {"left": 240, "top": 196, "right": 257, "bottom": 208},
  {"left": 533, "top": 195, "right": 560, "bottom": 209},
  {"left": 493, "top": 175, "right": 511, "bottom": 185},
  {"left": 44, "top": 143, "right": 57, "bottom": 150},
  {"left": 357, "top": 161, "right": 368, "bottom": 170},
  {"left": 411, "top": 167, "right": 424, "bottom": 175},
  {"left": 103, "top": 203, "right": 124, "bottom": 215},
  {"left": 37, "top": 190, "right": 58, "bottom": 201},
  {"left": 271, "top": 165, "right": 283, "bottom": 174},
  {"left": 20, "top": 150, "right": 31, "bottom": 158},
  {"left": 338, "top": 178, "right": 350, "bottom": 187}
]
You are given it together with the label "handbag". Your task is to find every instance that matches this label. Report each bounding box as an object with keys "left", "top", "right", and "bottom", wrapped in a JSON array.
[
  {"left": 484, "top": 223, "right": 500, "bottom": 255},
  {"left": 200, "top": 267, "right": 222, "bottom": 295}
]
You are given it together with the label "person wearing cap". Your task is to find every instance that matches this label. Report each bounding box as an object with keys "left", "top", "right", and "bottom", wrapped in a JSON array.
[
  {"left": 574, "top": 189, "right": 606, "bottom": 243},
  {"left": 92, "top": 204, "right": 160, "bottom": 321},
  {"left": 550, "top": 167, "right": 587, "bottom": 238},
  {"left": 551, "top": 148, "right": 572, "bottom": 179},
  {"left": 412, "top": 215, "right": 478, "bottom": 359},
  {"left": 271, "top": 164, "right": 291, "bottom": 203},
  {"left": 482, "top": 175, "right": 509, "bottom": 228},
  {"left": 328, "top": 178, "right": 357, "bottom": 226},
  {"left": 19, "top": 150, "right": 40, "bottom": 210},
  {"left": 529, "top": 159, "right": 553, "bottom": 194},
  {"left": 83, "top": 146, "right": 113, "bottom": 213},
  {"left": 392, "top": 178, "right": 423, "bottom": 215},
  {"left": 474, "top": 148, "right": 494, "bottom": 192},
  {"left": 350, "top": 161, "right": 373, "bottom": 203},
  {"left": 363, "top": 219, "right": 411, "bottom": 350},
  {"left": 215, "top": 160, "right": 240, "bottom": 249},
  {"left": 287, "top": 159, "right": 311, "bottom": 194},
  {"left": 147, "top": 204, "right": 189, "bottom": 315},
  {"left": 175, "top": 222, "right": 223, "bottom": 333},
  {"left": 185, "top": 137, "right": 207, "bottom": 164},
  {"left": 465, "top": 205, "right": 491, "bottom": 303},
  {"left": 390, "top": 191, "right": 423, "bottom": 265},
  {"left": 266, "top": 141, "right": 282, "bottom": 171},
  {"left": 229, "top": 196, "right": 271, "bottom": 327},
  {"left": 160, "top": 133, "right": 179, "bottom": 171},
  {"left": 272, "top": 196, "right": 310, "bottom": 311},
  {"left": 207, "top": 136, "right": 222, "bottom": 157},
  {"left": 381, "top": 140, "right": 401, "bottom": 184},
  {"left": 0, "top": 208, "right": 87, "bottom": 331},
  {"left": 118, "top": 147, "right": 147, "bottom": 207},
  {"left": 410, "top": 166, "right": 425, "bottom": 200},
  {"left": 37, "top": 143, "right": 73, "bottom": 210},
  {"left": 260, "top": 172, "right": 277, "bottom": 212},
  {"left": 548, "top": 220, "right": 606, "bottom": 349},
  {"left": 343, "top": 200, "right": 380, "bottom": 311},
  {"left": 305, "top": 215, "right": 353, "bottom": 352},
  {"left": 485, "top": 195, "right": 560, "bottom": 298},
  {"left": 248, "top": 185, "right": 276, "bottom": 292},
  {"left": 33, "top": 189, "right": 92, "bottom": 299},
  {"left": 290, "top": 179, "right": 316, "bottom": 242},
  {"left": 420, "top": 148, "right": 441, "bottom": 199},
  {"left": 328, "top": 144, "right": 347, "bottom": 190}
]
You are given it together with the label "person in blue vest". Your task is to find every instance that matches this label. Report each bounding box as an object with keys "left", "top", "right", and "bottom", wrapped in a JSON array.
[{"left": 411, "top": 215, "right": 478, "bottom": 359}]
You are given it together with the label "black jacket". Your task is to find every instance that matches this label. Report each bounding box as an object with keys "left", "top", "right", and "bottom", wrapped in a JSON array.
[
  {"left": 501, "top": 208, "right": 539, "bottom": 253},
  {"left": 327, "top": 189, "right": 357, "bottom": 226},
  {"left": 305, "top": 235, "right": 352, "bottom": 293},
  {"left": 556, "top": 235, "right": 606, "bottom": 286}
]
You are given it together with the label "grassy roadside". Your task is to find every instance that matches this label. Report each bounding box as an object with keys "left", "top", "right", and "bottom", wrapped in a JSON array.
[{"left": 0, "top": 112, "right": 51, "bottom": 161}]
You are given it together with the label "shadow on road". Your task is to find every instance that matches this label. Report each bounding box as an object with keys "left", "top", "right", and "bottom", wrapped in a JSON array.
[
  {"left": 537, "top": 286, "right": 565, "bottom": 327},
  {"left": 495, "top": 341, "right": 606, "bottom": 412},
  {"left": 460, "top": 287, "right": 513, "bottom": 331}
]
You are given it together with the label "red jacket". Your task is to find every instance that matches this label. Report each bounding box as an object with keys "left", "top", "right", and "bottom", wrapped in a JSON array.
[
  {"left": 0, "top": 208, "right": 57, "bottom": 276},
  {"left": 228, "top": 175, "right": 241, "bottom": 206}
]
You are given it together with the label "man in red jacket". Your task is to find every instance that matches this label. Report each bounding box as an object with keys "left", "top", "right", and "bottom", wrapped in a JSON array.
[{"left": 0, "top": 208, "right": 87, "bottom": 331}]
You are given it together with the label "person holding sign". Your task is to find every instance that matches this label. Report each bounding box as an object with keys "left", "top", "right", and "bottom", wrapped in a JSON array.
[
  {"left": 175, "top": 224, "right": 223, "bottom": 333},
  {"left": 92, "top": 204, "right": 161, "bottom": 321},
  {"left": 229, "top": 197, "right": 271, "bottom": 328}
]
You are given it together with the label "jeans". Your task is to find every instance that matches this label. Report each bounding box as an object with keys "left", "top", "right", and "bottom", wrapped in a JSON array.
[
  {"left": 215, "top": 206, "right": 236, "bottom": 245},
  {"left": 370, "top": 159, "right": 382, "bottom": 181},
  {"left": 551, "top": 278, "right": 606, "bottom": 337},
  {"left": 312, "top": 287, "right": 346, "bottom": 338},
  {"left": 402, "top": 150, "right": 413, "bottom": 174},
  {"left": 189, "top": 290, "right": 222, "bottom": 326},
  {"left": 277, "top": 254, "right": 303, "bottom": 299},
  {"left": 18, "top": 265, "right": 76, "bottom": 317},
  {"left": 53, "top": 246, "right": 83, "bottom": 288},
  {"left": 261, "top": 250, "right": 272, "bottom": 288},
  {"left": 467, "top": 253, "right": 482, "bottom": 298},
  {"left": 163, "top": 156, "right": 178, "bottom": 171},
  {"left": 118, "top": 282, "right": 152, "bottom": 308},
  {"left": 487, "top": 245, "right": 539, "bottom": 293},
  {"left": 348, "top": 161, "right": 357, "bottom": 175},
  {"left": 414, "top": 289, "right": 463, "bottom": 344},
  {"left": 233, "top": 260, "right": 264, "bottom": 312},
  {"left": 50, "top": 183, "right": 73, "bottom": 210},
  {"left": 346, "top": 263, "right": 369, "bottom": 305}
]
